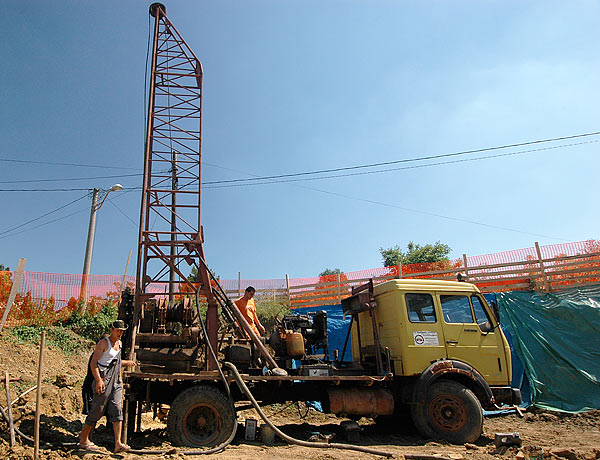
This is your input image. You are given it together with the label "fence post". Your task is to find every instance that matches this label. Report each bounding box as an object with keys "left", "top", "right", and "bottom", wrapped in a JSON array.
[
  {"left": 535, "top": 241, "right": 550, "bottom": 292},
  {"left": 337, "top": 273, "right": 342, "bottom": 304},
  {"left": 237, "top": 272, "right": 241, "bottom": 298},
  {"left": 462, "top": 253, "right": 469, "bottom": 282},
  {"left": 119, "top": 250, "right": 132, "bottom": 303},
  {"left": 0, "top": 258, "right": 27, "bottom": 334},
  {"left": 285, "top": 274, "right": 291, "bottom": 306}
]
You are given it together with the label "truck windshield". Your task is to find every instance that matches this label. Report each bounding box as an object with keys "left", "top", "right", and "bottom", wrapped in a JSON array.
[{"left": 440, "top": 295, "right": 474, "bottom": 323}]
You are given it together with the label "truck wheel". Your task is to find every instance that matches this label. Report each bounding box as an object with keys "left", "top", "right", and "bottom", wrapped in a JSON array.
[
  {"left": 411, "top": 380, "right": 483, "bottom": 444},
  {"left": 167, "top": 385, "right": 236, "bottom": 447}
]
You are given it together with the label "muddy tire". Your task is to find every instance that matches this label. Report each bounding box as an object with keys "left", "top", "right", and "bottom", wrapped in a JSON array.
[
  {"left": 167, "top": 385, "right": 236, "bottom": 447},
  {"left": 411, "top": 380, "right": 483, "bottom": 444}
]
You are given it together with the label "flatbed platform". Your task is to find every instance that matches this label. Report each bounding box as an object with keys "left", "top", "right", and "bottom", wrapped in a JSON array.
[{"left": 124, "top": 371, "right": 391, "bottom": 384}]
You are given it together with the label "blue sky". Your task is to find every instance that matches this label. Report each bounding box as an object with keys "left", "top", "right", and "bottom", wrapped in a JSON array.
[{"left": 1, "top": 1, "right": 599, "bottom": 280}]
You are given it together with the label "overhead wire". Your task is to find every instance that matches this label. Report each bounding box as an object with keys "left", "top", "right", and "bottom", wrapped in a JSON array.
[
  {"left": 0, "top": 206, "right": 89, "bottom": 241},
  {"left": 0, "top": 193, "right": 89, "bottom": 237},
  {"left": 0, "top": 130, "right": 598, "bottom": 188},
  {"left": 202, "top": 130, "right": 600, "bottom": 185},
  {"left": 0, "top": 158, "right": 139, "bottom": 170},
  {"left": 0, "top": 187, "right": 140, "bottom": 192},
  {"left": 200, "top": 150, "right": 571, "bottom": 241},
  {"left": 204, "top": 139, "right": 598, "bottom": 188},
  {"left": 0, "top": 172, "right": 144, "bottom": 184},
  {"left": 0, "top": 187, "right": 138, "bottom": 240}
]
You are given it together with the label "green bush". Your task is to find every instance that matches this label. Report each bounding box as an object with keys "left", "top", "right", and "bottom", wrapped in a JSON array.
[
  {"left": 256, "top": 300, "right": 290, "bottom": 334},
  {"left": 8, "top": 325, "right": 91, "bottom": 355},
  {"left": 62, "top": 303, "right": 118, "bottom": 342}
]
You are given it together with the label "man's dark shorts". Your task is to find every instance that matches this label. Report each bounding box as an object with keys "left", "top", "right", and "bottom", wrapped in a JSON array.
[{"left": 84, "top": 362, "right": 123, "bottom": 425}]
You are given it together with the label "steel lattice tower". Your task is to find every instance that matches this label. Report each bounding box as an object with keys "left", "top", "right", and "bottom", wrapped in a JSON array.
[{"left": 133, "top": 3, "right": 218, "bottom": 359}]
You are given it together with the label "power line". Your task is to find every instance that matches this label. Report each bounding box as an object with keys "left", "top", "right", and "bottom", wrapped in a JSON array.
[
  {"left": 302, "top": 186, "right": 569, "bottom": 241},
  {"left": 201, "top": 148, "right": 571, "bottom": 241},
  {"left": 0, "top": 187, "right": 140, "bottom": 240},
  {"left": 0, "top": 136, "right": 592, "bottom": 193},
  {"left": 0, "top": 186, "right": 140, "bottom": 192},
  {"left": 0, "top": 206, "right": 89, "bottom": 241},
  {"left": 0, "top": 193, "right": 89, "bottom": 237},
  {"left": 0, "top": 172, "right": 144, "bottom": 184},
  {"left": 1, "top": 130, "right": 598, "bottom": 186},
  {"left": 204, "top": 139, "right": 598, "bottom": 188},
  {"left": 0, "top": 158, "right": 138, "bottom": 170},
  {"left": 203, "top": 130, "right": 600, "bottom": 185}
]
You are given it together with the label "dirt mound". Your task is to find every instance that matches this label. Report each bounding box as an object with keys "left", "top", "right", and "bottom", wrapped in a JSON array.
[{"left": 1, "top": 333, "right": 599, "bottom": 460}]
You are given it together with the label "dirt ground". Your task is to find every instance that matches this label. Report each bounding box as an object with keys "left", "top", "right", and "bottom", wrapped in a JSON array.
[{"left": 0, "top": 337, "right": 598, "bottom": 460}]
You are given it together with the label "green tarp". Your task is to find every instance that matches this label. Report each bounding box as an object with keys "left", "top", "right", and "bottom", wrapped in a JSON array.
[{"left": 498, "top": 285, "right": 600, "bottom": 412}]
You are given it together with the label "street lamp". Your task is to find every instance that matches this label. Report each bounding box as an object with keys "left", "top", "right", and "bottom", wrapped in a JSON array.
[{"left": 80, "top": 184, "right": 123, "bottom": 304}]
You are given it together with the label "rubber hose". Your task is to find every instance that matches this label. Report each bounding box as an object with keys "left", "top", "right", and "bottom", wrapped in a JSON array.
[
  {"left": 224, "top": 362, "right": 395, "bottom": 458},
  {"left": 0, "top": 405, "right": 34, "bottom": 443}
]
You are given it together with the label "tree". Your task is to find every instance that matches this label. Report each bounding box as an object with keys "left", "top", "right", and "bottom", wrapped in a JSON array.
[
  {"left": 0, "top": 264, "right": 10, "bottom": 271},
  {"left": 380, "top": 241, "right": 452, "bottom": 266},
  {"left": 319, "top": 268, "right": 342, "bottom": 277}
]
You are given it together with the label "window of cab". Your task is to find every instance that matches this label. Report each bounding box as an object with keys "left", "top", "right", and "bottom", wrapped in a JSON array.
[
  {"left": 439, "top": 294, "right": 493, "bottom": 332},
  {"left": 440, "top": 295, "right": 474, "bottom": 323},
  {"left": 405, "top": 293, "right": 436, "bottom": 323}
]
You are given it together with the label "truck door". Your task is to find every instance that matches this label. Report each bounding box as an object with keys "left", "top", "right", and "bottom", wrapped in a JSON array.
[
  {"left": 402, "top": 292, "right": 447, "bottom": 375},
  {"left": 438, "top": 293, "right": 509, "bottom": 384}
]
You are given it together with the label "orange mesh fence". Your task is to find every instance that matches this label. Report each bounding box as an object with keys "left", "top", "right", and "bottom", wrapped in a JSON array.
[{"left": 1, "top": 240, "right": 599, "bottom": 322}]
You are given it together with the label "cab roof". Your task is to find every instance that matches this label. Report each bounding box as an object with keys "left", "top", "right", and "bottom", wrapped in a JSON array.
[{"left": 373, "top": 278, "right": 481, "bottom": 295}]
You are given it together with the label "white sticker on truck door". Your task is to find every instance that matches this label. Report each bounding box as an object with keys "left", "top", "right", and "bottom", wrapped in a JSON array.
[{"left": 413, "top": 331, "right": 439, "bottom": 346}]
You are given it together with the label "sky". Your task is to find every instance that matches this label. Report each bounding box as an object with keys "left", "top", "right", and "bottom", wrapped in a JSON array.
[{"left": 1, "top": 0, "right": 599, "bottom": 282}]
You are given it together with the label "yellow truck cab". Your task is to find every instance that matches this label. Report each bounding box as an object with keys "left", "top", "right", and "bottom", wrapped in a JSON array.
[{"left": 345, "top": 278, "right": 521, "bottom": 443}]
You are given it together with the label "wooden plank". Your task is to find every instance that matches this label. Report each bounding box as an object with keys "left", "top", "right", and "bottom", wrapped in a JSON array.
[
  {"left": 5, "top": 371, "right": 15, "bottom": 447},
  {"left": 479, "top": 283, "right": 530, "bottom": 292},
  {"left": 542, "top": 252, "right": 600, "bottom": 264},
  {"left": 543, "top": 259, "right": 600, "bottom": 271},
  {"left": 468, "top": 267, "right": 542, "bottom": 278},
  {"left": 551, "top": 280, "right": 600, "bottom": 290},
  {"left": 545, "top": 266, "right": 600, "bottom": 277},
  {"left": 290, "top": 274, "right": 396, "bottom": 291},
  {"left": 0, "top": 258, "right": 27, "bottom": 334},
  {"left": 291, "top": 286, "right": 347, "bottom": 298},
  {"left": 291, "top": 298, "right": 338, "bottom": 308},
  {"left": 549, "top": 272, "right": 600, "bottom": 283}
]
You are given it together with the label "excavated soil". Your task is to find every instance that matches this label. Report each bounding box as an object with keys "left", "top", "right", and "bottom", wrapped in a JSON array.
[{"left": 0, "top": 335, "right": 599, "bottom": 460}]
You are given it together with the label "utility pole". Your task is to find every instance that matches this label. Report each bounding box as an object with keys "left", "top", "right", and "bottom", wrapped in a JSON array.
[
  {"left": 80, "top": 184, "right": 122, "bottom": 308},
  {"left": 82, "top": 188, "right": 99, "bottom": 280}
]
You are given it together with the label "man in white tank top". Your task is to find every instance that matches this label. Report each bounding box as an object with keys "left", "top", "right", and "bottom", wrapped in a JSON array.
[{"left": 78, "top": 320, "right": 136, "bottom": 453}]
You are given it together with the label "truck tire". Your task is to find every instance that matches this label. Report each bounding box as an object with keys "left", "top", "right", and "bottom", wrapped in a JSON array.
[
  {"left": 167, "top": 385, "right": 236, "bottom": 447},
  {"left": 411, "top": 380, "right": 483, "bottom": 444}
]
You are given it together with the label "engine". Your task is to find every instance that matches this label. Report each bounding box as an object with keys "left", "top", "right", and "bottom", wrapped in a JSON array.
[{"left": 268, "top": 310, "right": 329, "bottom": 360}]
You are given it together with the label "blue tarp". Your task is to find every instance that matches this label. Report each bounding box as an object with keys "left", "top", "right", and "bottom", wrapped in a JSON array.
[
  {"left": 497, "top": 285, "right": 600, "bottom": 412},
  {"left": 293, "top": 304, "right": 353, "bottom": 360},
  {"left": 293, "top": 285, "right": 600, "bottom": 412}
]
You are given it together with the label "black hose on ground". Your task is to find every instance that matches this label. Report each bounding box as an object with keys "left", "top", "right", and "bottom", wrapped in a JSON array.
[
  {"left": 0, "top": 405, "right": 33, "bottom": 443},
  {"left": 224, "top": 362, "right": 395, "bottom": 458}
]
